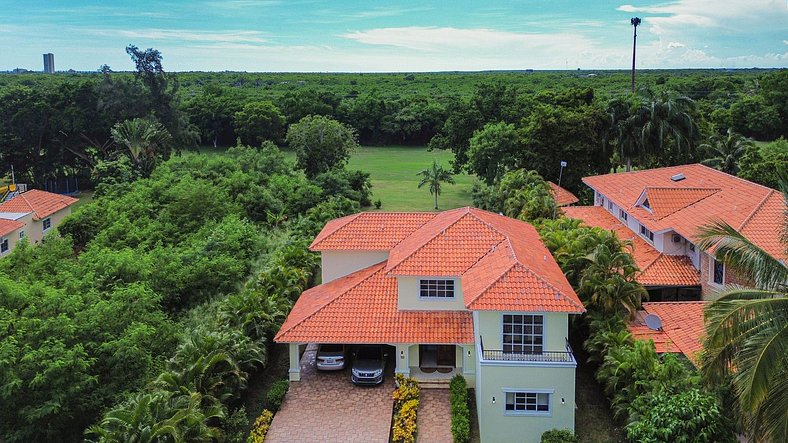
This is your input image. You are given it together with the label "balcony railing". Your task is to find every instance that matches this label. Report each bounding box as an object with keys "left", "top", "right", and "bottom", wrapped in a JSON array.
[{"left": 479, "top": 336, "right": 576, "bottom": 364}]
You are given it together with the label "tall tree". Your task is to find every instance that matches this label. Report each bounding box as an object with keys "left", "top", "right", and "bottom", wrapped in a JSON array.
[
  {"left": 700, "top": 128, "right": 754, "bottom": 175},
  {"left": 697, "top": 181, "right": 788, "bottom": 442},
  {"left": 233, "top": 101, "right": 286, "bottom": 146},
  {"left": 417, "top": 160, "right": 455, "bottom": 210},
  {"left": 286, "top": 115, "right": 359, "bottom": 178}
]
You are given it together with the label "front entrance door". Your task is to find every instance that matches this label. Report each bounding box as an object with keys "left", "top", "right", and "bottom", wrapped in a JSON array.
[{"left": 419, "top": 345, "right": 455, "bottom": 369}]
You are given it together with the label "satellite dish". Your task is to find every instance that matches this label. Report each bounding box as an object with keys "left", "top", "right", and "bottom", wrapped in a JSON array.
[{"left": 644, "top": 314, "right": 663, "bottom": 331}]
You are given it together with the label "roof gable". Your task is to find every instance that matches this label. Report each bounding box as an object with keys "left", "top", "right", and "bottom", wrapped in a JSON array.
[
  {"left": 548, "top": 181, "right": 579, "bottom": 207},
  {"left": 638, "top": 187, "right": 720, "bottom": 220}
]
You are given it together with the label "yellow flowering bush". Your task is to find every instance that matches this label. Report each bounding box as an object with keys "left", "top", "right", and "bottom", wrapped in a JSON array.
[
  {"left": 247, "top": 409, "right": 274, "bottom": 443},
  {"left": 392, "top": 374, "right": 420, "bottom": 443}
]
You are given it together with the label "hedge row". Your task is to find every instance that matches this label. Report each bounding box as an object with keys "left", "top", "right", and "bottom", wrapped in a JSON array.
[{"left": 449, "top": 375, "right": 470, "bottom": 443}]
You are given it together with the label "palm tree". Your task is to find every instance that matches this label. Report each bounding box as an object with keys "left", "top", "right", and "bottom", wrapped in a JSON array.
[
  {"left": 111, "top": 117, "right": 173, "bottom": 176},
  {"left": 608, "top": 90, "right": 698, "bottom": 171},
  {"left": 697, "top": 182, "right": 787, "bottom": 442},
  {"left": 417, "top": 160, "right": 455, "bottom": 210},
  {"left": 700, "top": 128, "right": 754, "bottom": 175},
  {"left": 578, "top": 242, "right": 647, "bottom": 318},
  {"left": 630, "top": 17, "right": 641, "bottom": 93}
]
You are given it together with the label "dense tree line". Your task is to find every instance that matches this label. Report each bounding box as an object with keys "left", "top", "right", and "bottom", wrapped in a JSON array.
[
  {"left": 0, "top": 145, "right": 366, "bottom": 442},
  {"left": 3, "top": 64, "right": 784, "bottom": 190}
]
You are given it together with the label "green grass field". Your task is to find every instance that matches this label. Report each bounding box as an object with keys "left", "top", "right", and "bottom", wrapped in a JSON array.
[{"left": 347, "top": 146, "right": 476, "bottom": 212}]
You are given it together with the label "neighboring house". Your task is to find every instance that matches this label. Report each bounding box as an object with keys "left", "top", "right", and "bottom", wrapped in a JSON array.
[
  {"left": 0, "top": 189, "right": 78, "bottom": 255},
  {"left": 563, "top": 164, "right": 784, "bottom": 301},
  {"left": 628, "top": 301, "right": 707, "bottom": 366},
  {"left": 548, "top": 181, "right": 579, "bottom": 207},
  {"left": 275, "top": 207, "right": 585, "bottom": 440}
]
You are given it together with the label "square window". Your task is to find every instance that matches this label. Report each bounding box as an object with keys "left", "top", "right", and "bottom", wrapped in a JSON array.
[
  {"left": 502, "top": 313, "right": 544, "bottom": 355},
  {"left": 43, "top": 218, "right": 52, "bottom": 231}
]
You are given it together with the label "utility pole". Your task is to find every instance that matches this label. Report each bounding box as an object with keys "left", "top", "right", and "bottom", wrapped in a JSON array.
[
  {"left": 553, "top": 161, "right": 567, "bottom": 219},
  {"left": 631, "top": 17, "right": 641, "bottom": 93}
]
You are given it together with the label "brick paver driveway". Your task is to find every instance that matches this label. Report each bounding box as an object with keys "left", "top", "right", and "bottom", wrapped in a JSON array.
[
  {"left": 416, "top": 389, "right": 453, "bottom": 443},
  {"left": 266, "top": 344, "right": 395, "bottom": 443}
]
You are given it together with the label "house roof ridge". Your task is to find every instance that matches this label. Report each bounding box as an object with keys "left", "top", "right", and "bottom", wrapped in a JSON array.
[
  {"left": 737, "top": 189, "right": 775, "bottom": 232},
  {"left": 519, "top": 265, "right": 585, "bottom": 312},
  {"left": 463, "top": 242, "right": 517, "bottom": 308},
  {"left": 386, "top": 207, "right": 476, "bottom": 273},
  {"left": 274, "top": 261, "right": 385, "bottom": 340},
  {"left": 309, "top": 212, "right": 361, "bottom": 250}
]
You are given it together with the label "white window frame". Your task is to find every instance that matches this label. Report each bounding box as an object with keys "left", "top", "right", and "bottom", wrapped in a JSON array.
[
  {"left": 710, "top": 257, "right": 725, "bottom": 286},
  {"left": 19, "top": 230, "right": 25, "bottom": 239},
  {"left": 502, "top": 314, "right": 545, "bottom": 355},
  {"left": 607, "top": 200, "right": 613, "bottom": 211},
  {"left": 639, "top": 224, "right": 654, "bottom": 243},
  {"left": 419, "top": 279, "right": 455, "bottom": 299},
  {"left": 0, "top": 238, "right": 7, "bottom": 253},
  {"left": 502, "top": 388, "right": 554, "bottom": 416},
  {"left": 42, "top": 217, "right": 52, "bottom": 231},
  {"left": 619, "top": 209, "right": 628, "bottom": 222}
]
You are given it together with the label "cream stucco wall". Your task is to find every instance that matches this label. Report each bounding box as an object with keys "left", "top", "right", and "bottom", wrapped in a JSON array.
[
  {"left": 0, "top": 225, "right": 24, "bottom": 258},
  {"left": 476, "top": 363, "right": 576, "bottom": 442},
  {"left": 397, "top": 276, "right": 466, "bottom": 311},
  {"left": 476, "top": 311, "right": 569, "bottom": 352},
  {"left": 320, "top": 250, "right": 389, "bottom": 283},
  {"left": 29, "top": 207, "right": 72, "bottom": 245}
]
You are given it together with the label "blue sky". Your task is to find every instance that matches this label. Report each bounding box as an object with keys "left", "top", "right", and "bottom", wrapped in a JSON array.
[{"left": 1, "top": 0, "right": 787, "bottom": 72}]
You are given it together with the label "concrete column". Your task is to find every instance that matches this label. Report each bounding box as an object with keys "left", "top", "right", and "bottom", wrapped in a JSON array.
[
  {"left": 288, "top": 343, "right": 302, "bottom": 381},
  {"left": 395, "top": 344, "right": 411, "bottom": 376},
  {"left": 461, "top": 344, "right": 476, "bottom": 385}
]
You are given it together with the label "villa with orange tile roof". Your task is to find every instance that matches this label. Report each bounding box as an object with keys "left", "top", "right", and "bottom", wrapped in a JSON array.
[
  {"left": 563, "top": 164, "right": 785, "bottom": 301},
  {"left": 0, "top": 189, "right": 78, "bottom": 257},
  {"left": 275, "top": 207, "right": 585, "bottom": 440}
]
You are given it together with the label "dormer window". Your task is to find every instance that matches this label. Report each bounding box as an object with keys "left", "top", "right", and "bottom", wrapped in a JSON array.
[
  {"left": 419, "top": 279, "right": 455, "bottom": 298},
  {"left": 642, "top": 198, "right": 651, "bottom": 210}
]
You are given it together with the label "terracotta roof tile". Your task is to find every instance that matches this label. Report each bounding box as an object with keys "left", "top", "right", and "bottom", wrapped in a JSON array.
[
  {"left": 548, "top": 182, "right": 579, "bottom": 207},
  {"left": 310, "top": 212, "right": 436, "bottom": 251},
  {"left": 562, "top": 206, "right": 699, "bottom": 287},
  {"left": 0, "top": 189, "right": 78, "bottom": 220},
  {"left": 0, "top": 219, "right": 24, "bottom": 237},
  {"left": 628, "top": 301, "right": 707, "bottom": 366},
  {"left": 583, "top": 164, "right": 784, "bottom": 260},
  {"left": 641, "top": 187, "right": 720, "bottom": 220},
  {"left": 275, "top": 262, "right": 474, "bottom": 344}
]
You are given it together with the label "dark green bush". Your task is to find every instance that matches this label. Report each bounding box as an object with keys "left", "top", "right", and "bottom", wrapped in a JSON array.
[
  {"left": 541, "top": 429, "right": 577, "bottom": 443},
  {"left": 449, "top": 375, "right": 470, "bottom": 443},
  {"left": 266, "top": 380, "right": 290, "bottom": 412}
]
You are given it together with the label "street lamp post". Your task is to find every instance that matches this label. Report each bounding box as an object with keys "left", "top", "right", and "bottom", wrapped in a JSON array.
[{"left": 553, "top": 161, "right": 567, "bottom": 219}]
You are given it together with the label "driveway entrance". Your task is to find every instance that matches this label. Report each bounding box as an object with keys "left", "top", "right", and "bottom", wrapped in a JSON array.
[{"left": 265, "top": 344, "right": 395, "bottom": 443}]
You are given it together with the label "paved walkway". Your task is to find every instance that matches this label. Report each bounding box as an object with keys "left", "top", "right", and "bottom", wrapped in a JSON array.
[
  {"left": 416, "top": 389, "right": 453, "bottom": 443},
  {"left": 266, "top": 344, "right": 395, "bottom": 443}
]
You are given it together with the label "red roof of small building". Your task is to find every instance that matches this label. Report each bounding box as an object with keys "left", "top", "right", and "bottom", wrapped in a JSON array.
[
  {"left": 583, "top": 164, "right": 785, "bottom": 261},
  {"left": 0, "top": 218, "right": 24, "bottom": 237},
  {"left": 628, "top": 301, "right": 707, "bottom": 366},
  {"left": 562, "top": 206, "right": 699, "bottom": 287},
  {"left": 276, "top": 207, "right": 583, "bottom": 344},
  {"left": 0, "top": 189, "right": 78, "bottom": 220},
  {"left": 548, "top": 182, "right": 579, "bottom": 207}
]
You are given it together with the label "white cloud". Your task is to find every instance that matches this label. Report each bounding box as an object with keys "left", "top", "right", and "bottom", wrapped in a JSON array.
[
  {"left": 667, "top": 41, "right": 685, "bottom": 48},
  {"left": 784, "top": 40, "right": 788, "bottom": 45},
  {"left": 340, "top": 26, "right": 589, "bottom": 52},
  {"left": 82, "top": 28, "right": 268, "bottom": 44}
]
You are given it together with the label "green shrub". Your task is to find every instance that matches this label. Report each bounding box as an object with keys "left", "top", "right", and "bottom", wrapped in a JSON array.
[
  {"left": 449, "top": 375, "right": 470, "bottom": 443},
  {"left": 266, "top": 380, "right": 290, "bottom": 412},
  {"left": 626, "top": 388, "right": 735, "bottom": 442},
  {"left": 541, "top": 429, "right": 577, "bottom": 443}
]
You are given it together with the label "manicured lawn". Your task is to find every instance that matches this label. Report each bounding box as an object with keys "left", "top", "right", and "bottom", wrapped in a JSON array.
[{"left": 346, "top": 145, "right": 476, "bottom": 212}]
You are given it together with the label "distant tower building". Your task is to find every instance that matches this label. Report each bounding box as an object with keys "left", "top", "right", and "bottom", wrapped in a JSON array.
[{"left": 43, "top": 53, "right": 55, "bottom": 73}]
